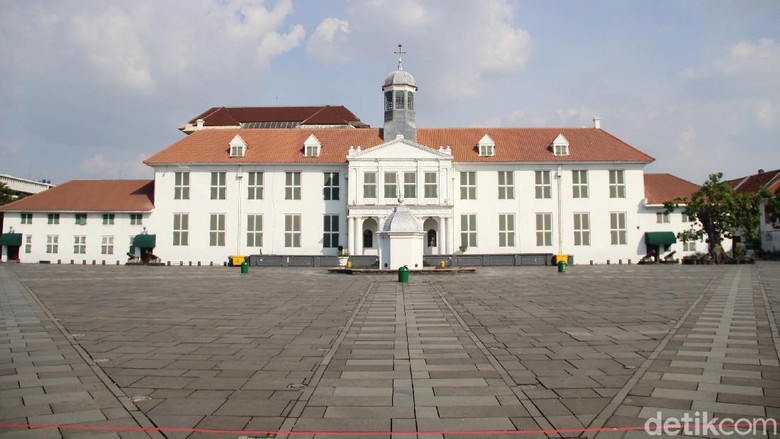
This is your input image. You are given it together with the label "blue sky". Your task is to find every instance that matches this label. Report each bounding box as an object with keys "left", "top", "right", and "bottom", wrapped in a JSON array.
[{"left": 1, "top": 0, "right": 778, "bottom": 184}]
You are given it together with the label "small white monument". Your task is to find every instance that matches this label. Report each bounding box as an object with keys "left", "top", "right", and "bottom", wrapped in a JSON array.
[{"left": 378, "top": 200, "right": 424, "bottom": 270}]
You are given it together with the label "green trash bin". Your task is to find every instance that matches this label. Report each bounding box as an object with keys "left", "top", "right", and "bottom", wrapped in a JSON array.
[
  {"left": 557, "top": 260, "right": 566, "bottom": 273},
  {"left": 398, "top": 265, "right": 409, "bottom": 283},
  {"left": 241, "top": 260, "right": 249, "bottom": 274}
]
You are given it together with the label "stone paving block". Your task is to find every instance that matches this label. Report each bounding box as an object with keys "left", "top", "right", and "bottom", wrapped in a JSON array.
[
  {"left": 148, "top": 398, "right": 225, "bottom": 416},
  {"left": 213, "top": 398, "right": 289, "bottom": 417},
  {"left": 28, "top": 409, "right": 107, "bottom": 426}
]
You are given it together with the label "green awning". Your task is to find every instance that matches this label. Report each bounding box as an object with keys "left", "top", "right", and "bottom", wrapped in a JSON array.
[
  {"left": 0, "top": 233, "right": 22, "bottom": 246},
  {"left": 645, "top": 231, "right": 677, "bottom": 246},
  {"left": 132, "top": 234, "right": 156, "bottom": 248}
]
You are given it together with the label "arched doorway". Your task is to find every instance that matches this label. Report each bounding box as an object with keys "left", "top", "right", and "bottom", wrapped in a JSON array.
[
  {"left": 362, "top": 218, "right": 378, "bottom": 255},
  {"left": 423, "top": 218, "right": 439, "bottom": 256}
]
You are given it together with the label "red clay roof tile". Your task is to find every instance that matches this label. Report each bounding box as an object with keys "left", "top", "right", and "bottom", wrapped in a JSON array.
[
  {"left": 644, "top": 173, "right": 699, "bottom": 205},
  {"left": 0, "top": 180, "right": 154, "bottom": 212}
]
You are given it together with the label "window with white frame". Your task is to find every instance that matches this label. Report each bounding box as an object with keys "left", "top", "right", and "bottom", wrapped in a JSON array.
[
  {"left": 498, "top": 214, "right": 515, "bottom": 247},
  {"left": 285, "top": 214, "right": 301, "bottom": 248},
  {"left": 384, "top": 91, "right": 393, "bottom": 111},
  {"left": 498, "top": 171, "right": 514, "bottom": 199},
  {"left": 285, "top": 172, "right": 301, "bottom": 200},
  {"left": 323, "top": 215, "right": 339, "bottom": 248},
  {"left": 229, "top": 135, "right": 246, "bottom": 157},
  {"left": 609, "top": 170, "right": 626, "bottom": 198},
  {"left": 247, "top": 214, "right": 263, "bottom": 247},
  {"left": 610, "top": 212, "right": 627, "bottom": 245},
  {"left": 656, "top": 212, "right": 670, "bottom": 223},
  {"left": 683, "top": 241, "right": 696, "bottom": 251},
  {"left": 395, "top": 91, "right": 404, "bottom": 109},
  {"left": 209, "top": 214, "right": 225, "bottom": 246},
  {"left": 403, "top": 172, "right": 416, "bottom": 199},
  {"left": 304, "top": 134, "right": 321, "bottom": 158},
  {"left": 573, "top": 212, "right": 590, "bottom": 246},
  {"left": 74, "top": 236, "right": 86, "bottom": 254},
  {"left": 75, "top": 213, "right": 87, "bottom": 225},
  {"left": 47, "top": 213, "right": 59, "bottom": 224},
  {"left": 248, "top": 172, "right": 264, "bottom": 200},
  {"left": 460, "top": 172, "right": 476, "bottom": 199},
  {"left": 460, "top": 214, "right": 477, "bottom": 248},
  {"left": 25, "top": 235, "right": 31, "bottom": 253},
  {"left": 407, "top": 91, "right": 414, "bottom": 110},
  {"left": 174, "top": 172, "right": 190, "bottom": 200},
  {"left": 536, "top": 213, "right": 552, "bottom": 246},
  {"left": 572, "top": 170, "right": 588, "bottom": 198},
  {"left": 363, "top": 172, "right": 377, "bottom": 198},
  {"left": 384, "top": 172, "right": 397, "bottom": 199},
  {"left": 101, "top": 236, "right": 114, "bottom": 255},
  {"left": 682, "top": 212, "right": 696, "bottom": 223},
  {"left": 102, "top": 214, "right": 115, "bottom": 225},
  {"left": 477, "top": 134, "right": 495, "bottom": 157},
  {"left": 46, "top": 235, "right": 58, "bottom": 254},
  {"left": 210, "top": 172, "right": 226, "bottom": 200},
  {"left": 21, "top": 213, "right": 32, "bottom": 224},
  {"left": 173, "top": 213, "right": 189, "bottom": 246},
  {"left": 324, "top": 172, "right": 339, "bottom": 200},
  {"left": 535, "top": 171, "right": 552, "bottom": 199},
  {"left": 130, "top": 214, "right": 143, "bottom": 225},
  {"left": 552, "top": 134, "right": 569, "bottom": 157},
  {"left": 424, "top": 172, "right": 437, "bottom": 198}
]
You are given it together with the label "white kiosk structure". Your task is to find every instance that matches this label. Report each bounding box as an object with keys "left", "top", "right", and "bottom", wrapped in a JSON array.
[{"left": 378, "top": 200, "right": 424, "bottom": 270}]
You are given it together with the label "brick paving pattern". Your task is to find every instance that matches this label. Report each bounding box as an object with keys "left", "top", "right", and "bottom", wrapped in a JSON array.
[{"left": 0, "top": 262, "right": 778, "bottom": 438}]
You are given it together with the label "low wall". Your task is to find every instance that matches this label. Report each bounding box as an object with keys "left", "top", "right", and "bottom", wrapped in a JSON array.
[{"left": 247, "top": 253, "right": 557, "bottom": 268}]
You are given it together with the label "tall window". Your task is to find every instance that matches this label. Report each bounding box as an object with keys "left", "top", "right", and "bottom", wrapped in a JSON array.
[
  {"left": 74, "top": 236, "right": 86, "bottom": 254},
  {"left": 573, "top": 213, "right": 590, "bottom": 246},
  {"left": 130, "top": 214, "right": 143, "bottom": 225},
  {"left": 363, "top": 229, "right": 373, "bottom": 248},
  {"left": 323, "top": 215, "right": 339, "bottom": 248},
  {"left": 610, "top": 212, "right": 627, "bottom": 245},
  {"left": 384, "top": 172, "right": 397, "bottom": 199},
  {"left": 47, "top": 213, "right": 59, "bottom": 225},
  {"left": 535, "top": 171, "right": 551, "bottom": 199},
  {"left": 209, "top": 214, "right": 225, "bottom": 246},
  {"left": 211, "top": 172, "right": 226, "bottom": 200},
  {"left": 656, "top": 212, "right": 670, "bottom": 223},
  {"left": 75, "top": 213, "right": 87, "bottom": 225},
  {"left": 609, "top": 170, "right": 626, "bottom": 198},
  {"left": 173, "top": 213, "right": 189, "bottom": 246},
  {"left": 535, "top": 213, "right": 552, "bottom": 246},
  {"left": 424, "top": 172, "right": 437, "bottom": 198},
  {"left": 407, "top": 91, "right": 414, "bottom": 110},
  {"left": 285, "top": 172, "right": 301, "bottom": 200},
  {"left": 403, "top": 172, "right": 416, "bottom": 199},
  {"left": 498, "top": 171, "right": 514, "bottom": 199},
  {"left": 25, "top": 235, "right": 32, "bottom": 253},
  {"left": 460, "top": 214, "right": 477, "bottom": 248},
  {"left": 285, "top": 214, "right": 301, "bottom": 248},
  {"left": 248, "top": 172, "right": 264, "bottom": 200},
  {"left": 363, "top": 172, "right": 377, "bottom": 198},
  {"left": 101, "top": 236, "right": 114, "bottom": 255},
  {"left": 460, "top": 172, "right": 476, "bottom": 200},
  {"left": 498, "top": 214, "right": 515, "bottom": 247},
  {"left": 174, "top": 172, "right": 190, "bottom": 200},
  {"left": 46, "top": 235, "right": 58, "bottom": 254},
  {"left": 247, "top": 214, "right": 263, "bottom": 247},
  {"left": 395, "top": 91, "right": 404, "bottom": 109},
  {"left": 21, "top": 213, "right": 32, "bottom": 224},
  {"left": 324, "top": 172, "right": 340, "bottom": 200},
  {"left": 102, "top": 214, "right": 115, "bottom": 225},
  {"left": 384, "top": 91, "right": 393, "bottom": 111},
  {"left": 572, "top": 170, "right": 588, "bottom": 198}
]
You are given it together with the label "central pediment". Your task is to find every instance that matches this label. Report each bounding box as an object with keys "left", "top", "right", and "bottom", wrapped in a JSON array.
[{"left": 348, "top": 136, "right": 452, "bottom": 161}]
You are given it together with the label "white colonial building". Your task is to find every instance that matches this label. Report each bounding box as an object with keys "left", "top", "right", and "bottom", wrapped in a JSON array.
[{"left": 1, "top": 59, "right": 707, "bottom": 267}]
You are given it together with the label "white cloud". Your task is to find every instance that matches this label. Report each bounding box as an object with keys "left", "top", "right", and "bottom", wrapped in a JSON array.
[
  {"left": 306, "top": 18, "right": 351, "bottom": 65},
  {"left": 755, "top": 101, "right": 778, "bottom": 128},
  {"left": 81, "top": 153, "right": 152, "bottom": 179},
  {"left": 683, "top": 37, "right": 780, "bottom": 81},
  {"left": 676, "top": 123, "right": 697, "bottom": 157}
]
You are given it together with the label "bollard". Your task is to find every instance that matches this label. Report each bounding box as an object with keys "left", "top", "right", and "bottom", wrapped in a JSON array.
[
  {"left": 398, "top": 265, "right": 409, "bottom": 283},
  {"left": 440, "top": 260, "right": 446, "bottom": 268}
]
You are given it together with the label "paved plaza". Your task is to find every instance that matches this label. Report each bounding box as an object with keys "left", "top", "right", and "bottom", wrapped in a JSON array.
[{"left": 1, "top": 263, "right": 779, "bottom": 438}]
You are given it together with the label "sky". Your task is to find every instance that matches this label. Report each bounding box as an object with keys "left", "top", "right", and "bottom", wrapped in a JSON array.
[{"left": 1, "top": 0, "right": 778, "bottom": 185}]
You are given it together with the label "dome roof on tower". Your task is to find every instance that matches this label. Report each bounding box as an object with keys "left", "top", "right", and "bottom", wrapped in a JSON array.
[
  {"left": 384, "top": 69, "right": 417, "bottom": 88},
  {"left": 382, "top": 202, "right": 420, "bottom": 233}
]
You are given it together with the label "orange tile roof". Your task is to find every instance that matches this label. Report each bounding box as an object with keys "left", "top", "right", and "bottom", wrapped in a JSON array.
[
  {"left": 644, "top": 173, "right": 699, "bottom": 205},
  {"left": 726, "top": 169, "right": 780, "bottom": 194},
  {"left": 145, "top": 127, "right": 654, "bottom": 165},
  {"left": 0, "top": 180, "right": 154, "bottom": 212}
]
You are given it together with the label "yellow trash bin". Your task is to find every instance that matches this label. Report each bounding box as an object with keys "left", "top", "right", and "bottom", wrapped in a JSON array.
[
  {"left": 554, "top": 254, "right": 568, "bottom": 264},
  {"left": 230, "top": 256, "right": 245, "bottom": 267}
]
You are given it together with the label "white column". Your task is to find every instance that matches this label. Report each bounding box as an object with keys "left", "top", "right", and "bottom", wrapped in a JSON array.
[
  {"left": 442, "top": 217, "right": 449, "bottom": 255},
  {"left": 352, "top": 217, "right": 361, "bottom": 255},
  {"left": 348, "top": 216, "right": 356, "bottom": 255}
]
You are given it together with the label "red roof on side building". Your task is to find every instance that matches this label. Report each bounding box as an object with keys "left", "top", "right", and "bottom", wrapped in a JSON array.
[
  {"left": 0, "top": 180, "right": 154, "bottom": 212},
  {"left": 187, "top": 106, "right": 364, "bottom": 127},
  {"left": 726, "top": 169, "right": 780, "bottom": 194},
  {"left": 145, "top": 127, "right": 654, "bottom": 165},
  {"left": 644, "top": 173, "right": 699, "bottom": 205}
]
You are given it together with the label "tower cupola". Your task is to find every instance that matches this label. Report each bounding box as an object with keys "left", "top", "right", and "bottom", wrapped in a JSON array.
[{"left": 382, "top": 44, "right": 418, "bottom": 142}]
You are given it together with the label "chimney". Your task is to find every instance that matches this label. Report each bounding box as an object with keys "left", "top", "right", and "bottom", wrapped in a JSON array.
[
  {"left": 196, "top": 119, "right": 205, "bottom": 130},
  {"left": 758, "top": 169, "right": 765, "bottom": 174},
  {"left": 593, "top": 117, "right": 601, "bottom": 129}
]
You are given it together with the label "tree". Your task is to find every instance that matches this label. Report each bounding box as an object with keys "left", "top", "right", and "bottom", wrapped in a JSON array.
[
  {"left": 664, "top": 172, "right": 769, "bottom": 262},
  {"left": 0, "top": 182, "right": 15, "bottom": 206}
]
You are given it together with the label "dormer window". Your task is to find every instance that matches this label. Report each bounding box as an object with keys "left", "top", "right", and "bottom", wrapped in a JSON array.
[
  {"left": 477, "top": 134, "right": 495, "bottom": 157},
  {"left": 552, "top": 133, "right": 569, "bottom": 157},
  {"left": 229, "top": 134, "right": 247, "bottom": 158},
  {"left": 304, "top": 134, "right": 321, "bottom": 158}
]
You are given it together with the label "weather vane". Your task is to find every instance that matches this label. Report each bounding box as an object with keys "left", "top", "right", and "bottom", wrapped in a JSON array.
[{"left": 394, "top": 43, "right": 406, "bottom": 70}]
